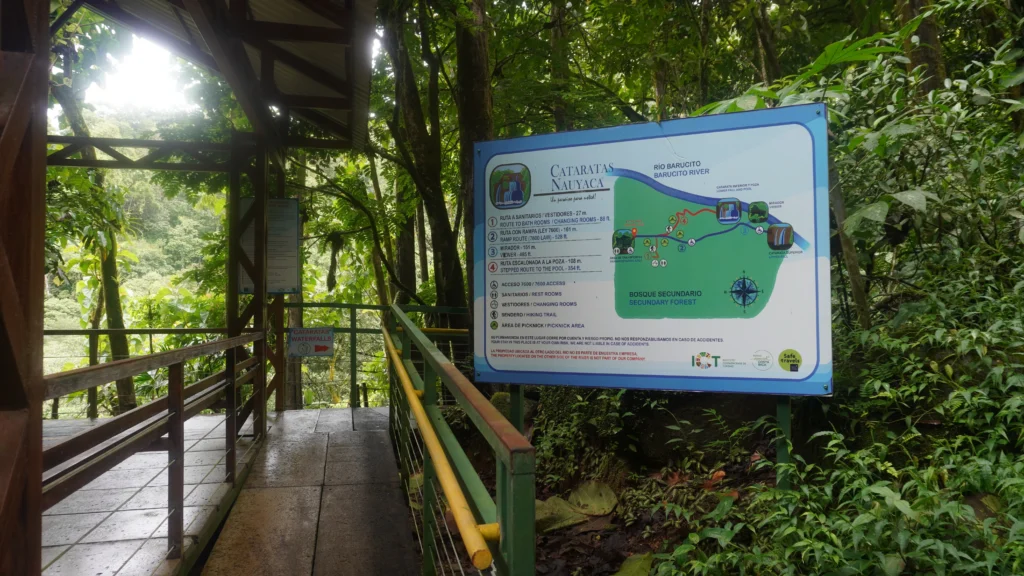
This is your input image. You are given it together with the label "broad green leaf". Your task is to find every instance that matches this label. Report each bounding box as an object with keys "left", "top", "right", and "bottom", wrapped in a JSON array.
[
  {"left": 700, "top": 526, "right": 737, "bottom": 547},
  {"left": 844, "top": 202, "right": 889, "bottom": 233},
  {"left": 536, "top": 497, "right": 588, "bottom": 533},
  {"left": 611, "top": 553, "right": 653, "bottom": 576},
  {"left": 894, "top": 499, "right": 919, "bottom": 520},
  {"left": 568, "top": 481, "right": 617, "bottom": 516},
  {"left": 1001, "top": 66, "right": 1024, "bottom": 89},
  {"left": 890, "top": 190, "right": 932, "bottom": 212},
  {"left": 735, "top": 94, "right": 760, "bottom": 111},
  {"left": 882, "top": 554, "right": 906, "bottom": 576},
  {"left": 705, "top": 496, "right": 735, "bottom": 522}
]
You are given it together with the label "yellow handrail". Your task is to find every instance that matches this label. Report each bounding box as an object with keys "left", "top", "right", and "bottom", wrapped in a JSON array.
[{"left": 382, "top": 328, "right": 494, "bottom": 569}]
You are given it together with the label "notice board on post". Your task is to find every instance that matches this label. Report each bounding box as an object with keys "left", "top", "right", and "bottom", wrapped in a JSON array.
[
  {"left": 239, "top": 197, "right": 301, "bottom": 295},
  {"left": 288, "top": 328, "right": 334, "bottom": 357},
  {"left": 472, "top": 104, "right": 832, "bottom": 395}
]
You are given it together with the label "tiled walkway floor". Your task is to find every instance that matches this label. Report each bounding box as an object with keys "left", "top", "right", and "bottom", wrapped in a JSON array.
[
  {"left": 201, "top": 408, "right": 420, "bottom": 576},
  {"left": 41, "top": 414, "right": 256, "bottom": 575}
]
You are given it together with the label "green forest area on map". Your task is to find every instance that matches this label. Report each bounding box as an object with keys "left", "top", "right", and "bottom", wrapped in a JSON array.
[{"left": 612, "top": 177, "right": 790, "bottom": 319}]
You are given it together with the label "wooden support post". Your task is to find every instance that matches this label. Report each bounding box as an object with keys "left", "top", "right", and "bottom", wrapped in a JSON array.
[
  {"left": 254, "top": 137, "right": 268, "bottom": 438},
  {"left": 225, "top": 346, "right": 237, "bottom": 485},
  {"left": 272, "top": 295, "right": 284, "bottom": 412},
  {"left": 87, "top": 334, "right": 98, "bottom": 418},
  {"left": 255, "top": 337, "right": 267, "bottom": 440},
  {"left": 226, "top": 132, "right": 242, "bottom": 338},
  {"left": 0, "top": 0, "right": 48, "bottom": 571},
  {"left": 167, "top": 362, "right": 184, "bottom": 559},
  {"left": 349, "top": 307, "right": 358, "bottom": 408}
]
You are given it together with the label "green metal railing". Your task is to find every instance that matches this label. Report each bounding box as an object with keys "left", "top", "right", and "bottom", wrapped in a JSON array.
[
  {"left": 282, "top": 302, "right": 469, "bottom": 408},
  {"left": 384, "top": 305, "right": 535, "bottom": 575}
]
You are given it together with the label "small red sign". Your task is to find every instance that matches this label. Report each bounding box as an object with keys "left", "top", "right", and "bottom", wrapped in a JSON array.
[{"left": 314, "top": 345, "right": 329, "bottom": 352}]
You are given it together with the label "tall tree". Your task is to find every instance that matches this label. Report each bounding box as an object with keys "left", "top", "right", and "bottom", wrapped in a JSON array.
[
  {"left": 550, "top": 0, "right": 574, "bottom": 131},
  {"left": 454, "top": 0, "right": 496, "bottom": 335},
  {"left": 416, "top": 200, "right": 429, "bottom": 284},
  {"left": 901, "top": 0, "right": 946, "bottom": 91},
  {"left": 380, "top": 0, "right": 467, "bottom": 315},
  {"left": 51, "top": 66, "right": 137, "bottom": 413},
  {"left": 753, "top": 0, "right": 782, "bottom": 84},
  {"left": 393, "top": 178, "right": 417, "bottom": 305}
]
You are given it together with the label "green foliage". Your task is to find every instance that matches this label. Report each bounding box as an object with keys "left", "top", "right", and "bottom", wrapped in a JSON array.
[{"left": 534, "top": 387, "right": 633, "bottom": 489}]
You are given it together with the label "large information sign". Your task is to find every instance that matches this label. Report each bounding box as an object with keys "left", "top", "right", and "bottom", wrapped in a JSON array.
[{"left": 473, "top": 104, "right": 832, "bottom": 395}]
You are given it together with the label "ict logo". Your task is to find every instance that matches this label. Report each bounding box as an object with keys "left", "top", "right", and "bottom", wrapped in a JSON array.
[{"left": 692, "top": 351, "right": 720, "bottom": 369}]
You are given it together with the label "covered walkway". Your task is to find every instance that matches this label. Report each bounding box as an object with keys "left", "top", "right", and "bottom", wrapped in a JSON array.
[
  {"left": 202, "top": 408, "right": 418, "bottom": 575},
  {"left": 41, "top": 414, "right": 255, "bottom": 575},
  {"left": 38, "top": 408, "right": 420, "bottom": 575}
]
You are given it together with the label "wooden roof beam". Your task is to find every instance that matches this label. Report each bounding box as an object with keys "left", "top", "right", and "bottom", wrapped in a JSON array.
[
  {"left": 182, "top": 0, "right": 284, "bottom": 166},
  {"left": 242, "top": 35, "right": 351, "bottom": 97},
  {"left": 290, "top": 109, "right": 351, "bottom": 143}
]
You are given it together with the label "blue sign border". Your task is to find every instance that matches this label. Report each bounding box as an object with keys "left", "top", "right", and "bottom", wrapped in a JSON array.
[{"left": 473, "top": 104, "right": 832, "bottom": 396}]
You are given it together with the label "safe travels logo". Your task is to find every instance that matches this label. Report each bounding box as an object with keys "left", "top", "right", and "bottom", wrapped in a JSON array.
[{"left": 490, "top": 163, "right": 531, "bottom": 209}]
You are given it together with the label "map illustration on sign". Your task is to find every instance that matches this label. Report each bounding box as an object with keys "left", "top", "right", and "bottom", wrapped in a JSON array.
[
  {"left": 472, "top": 104, "right": 832, "bottom": 396},
  {"left": 610, "top": 169, "right": 808, "bottom": 319}
]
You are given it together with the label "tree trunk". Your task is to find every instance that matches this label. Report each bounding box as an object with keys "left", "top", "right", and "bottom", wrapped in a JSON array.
[
  {"left": 550, "top": 0, "right": 573, "bottom": 131},
  {"left": 367, "top": 153, "right": 395, "bottom": 267},
  {"left": 416, "top": 199, "right": 429, "bottom": 285},
  {"left": 52, "top": 80, "right": 136, "bottom": 413},
  {"left": 371, "top": 250, "right": 389, "bottom": 306},
  {"left": 88, "top": 289, "right": 103, "bottom": 419},
  {"left": 381, "top": 0, "right": 467, "bottom": 316},
  {"left": 454, "top": 0, "right": 495, "bottom": 349},
  {"left": 900, "top": 0, "right": 946, "bottom": 92},
  {"left": 367, "top": 153, "right": 393, "bottom": 306},
  {"left": 1009, "top": 0, "right": 1024, "bottom": 133},
  {"left": 698, "top": 0, "right": 712, "bottom": 106},
  {"left": 753, "top": 1, "right": 782, "bottom": 84},
  {"left": 394, "top": 180, "right": 418, "bottom": 305},
  {"left": 653, "top": 58, "right": 669, "bottom": 121},
  {"left": 829, "top": 157, "right": 872, "bottom": 330},
  {"left": 101, "top": 237, "right": 137, "bottom": 412}
]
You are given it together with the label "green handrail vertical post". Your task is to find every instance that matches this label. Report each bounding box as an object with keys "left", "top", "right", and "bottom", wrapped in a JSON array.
[
  {"left": 349, "top": 307, "right": 358, "bottom": 408},
  {"left": 496, "top": 457, "right": 509, "bottom": 560},
  {"left": 509, "top": 384, "right": 525, "bottom": 433},
  {"left": 506, "top": 451, "right": 536, "bottom": 576},
  {"left": 422, "top": 457, "right": 439, "bottom": 576},
  {"left": 776, "top": 396, "right": 792, "bottom": 490},
  {"left": 421, "top": 329, "right": 439, "bottom": 576}
]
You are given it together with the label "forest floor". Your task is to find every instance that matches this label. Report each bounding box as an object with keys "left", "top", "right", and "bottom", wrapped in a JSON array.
[{"left": 452, "top": 410, "right": 778, "bottom": 575}]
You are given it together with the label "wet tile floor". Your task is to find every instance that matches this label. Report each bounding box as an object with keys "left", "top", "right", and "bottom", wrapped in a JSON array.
[
  {"left": 201, "top": 407, "right": 420, "bottom": 576},
  {"left": 41, "top": 414, "right": 257, "bottom": 576}
]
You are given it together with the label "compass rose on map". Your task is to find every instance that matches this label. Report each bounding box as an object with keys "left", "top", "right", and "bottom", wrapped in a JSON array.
[{"left": 726, "top": 272, "right": 762, "bottom": 312}]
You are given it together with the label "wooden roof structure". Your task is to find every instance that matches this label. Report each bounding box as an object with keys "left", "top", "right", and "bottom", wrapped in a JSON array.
[{"left": 62, "top": 0, "right": 377, "bottom": 157}]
